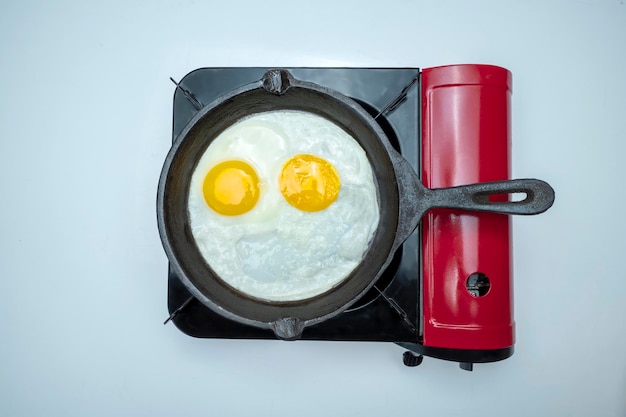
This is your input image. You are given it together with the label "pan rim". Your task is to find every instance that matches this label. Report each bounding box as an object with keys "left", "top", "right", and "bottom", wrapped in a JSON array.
[{"left": 157, "top": 69, "right": 410, "bottom": 335}]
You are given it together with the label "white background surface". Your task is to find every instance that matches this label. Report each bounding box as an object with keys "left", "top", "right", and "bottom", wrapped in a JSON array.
[{"left": 1, "top": 1, "right": 625, "bottom": 416}]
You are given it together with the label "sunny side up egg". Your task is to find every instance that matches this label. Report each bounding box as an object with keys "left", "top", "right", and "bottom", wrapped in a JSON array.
[{"left": 187, "top": 110, "right": 380, "bottom": 302}]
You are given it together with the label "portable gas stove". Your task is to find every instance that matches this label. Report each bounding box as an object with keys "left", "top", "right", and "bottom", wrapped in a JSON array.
[{"left": 163, "top": 65, "right": 533, "bottom": 371}]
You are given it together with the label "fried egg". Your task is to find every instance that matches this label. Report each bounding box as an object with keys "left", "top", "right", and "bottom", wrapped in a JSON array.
[{"left": 187, "top": 110, "right": 380, "bottom": 301}]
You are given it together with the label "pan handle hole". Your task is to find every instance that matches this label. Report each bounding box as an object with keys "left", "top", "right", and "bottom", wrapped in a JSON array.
[
  {"left": 488, "top": 192, "right": 527, "bottom": 202},
  {"left": 466, "top": 272, "right": 490, "bottom": 297}
]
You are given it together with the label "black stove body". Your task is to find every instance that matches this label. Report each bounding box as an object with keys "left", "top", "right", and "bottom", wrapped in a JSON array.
[{"left": 165, "top": 66, "right": 517, "bottom": 370}]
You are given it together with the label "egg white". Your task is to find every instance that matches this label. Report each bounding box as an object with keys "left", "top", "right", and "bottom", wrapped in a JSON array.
[{"left": 187, "top": 110, "right": 380, "bottom": 301}]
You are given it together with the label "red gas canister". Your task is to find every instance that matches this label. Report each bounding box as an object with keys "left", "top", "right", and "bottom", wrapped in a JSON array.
[{"left": 421, "top": 64, "right": 513, "bottom": 354}]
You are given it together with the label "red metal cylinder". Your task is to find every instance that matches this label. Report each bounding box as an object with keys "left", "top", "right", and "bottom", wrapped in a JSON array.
[{"left": 421, "top": 64, "right": 513, "bottom": 351}]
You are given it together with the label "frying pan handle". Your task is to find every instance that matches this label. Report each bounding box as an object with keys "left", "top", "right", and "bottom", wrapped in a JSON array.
[{"left": 425, "top": 179, "right": 555, "bottom": 216}]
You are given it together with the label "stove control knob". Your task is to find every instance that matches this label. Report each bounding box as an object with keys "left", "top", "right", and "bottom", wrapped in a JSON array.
[{"left": 466, "top": 272, "right": 491, "bottom": 297}]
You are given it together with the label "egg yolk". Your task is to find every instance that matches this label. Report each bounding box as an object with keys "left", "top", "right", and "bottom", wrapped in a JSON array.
[
  {"left": 279, "top": 154, "right": 340, "bottom": 212},
  {"left": 203, "top": 160, "right": 260, "bottom": 216}
]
